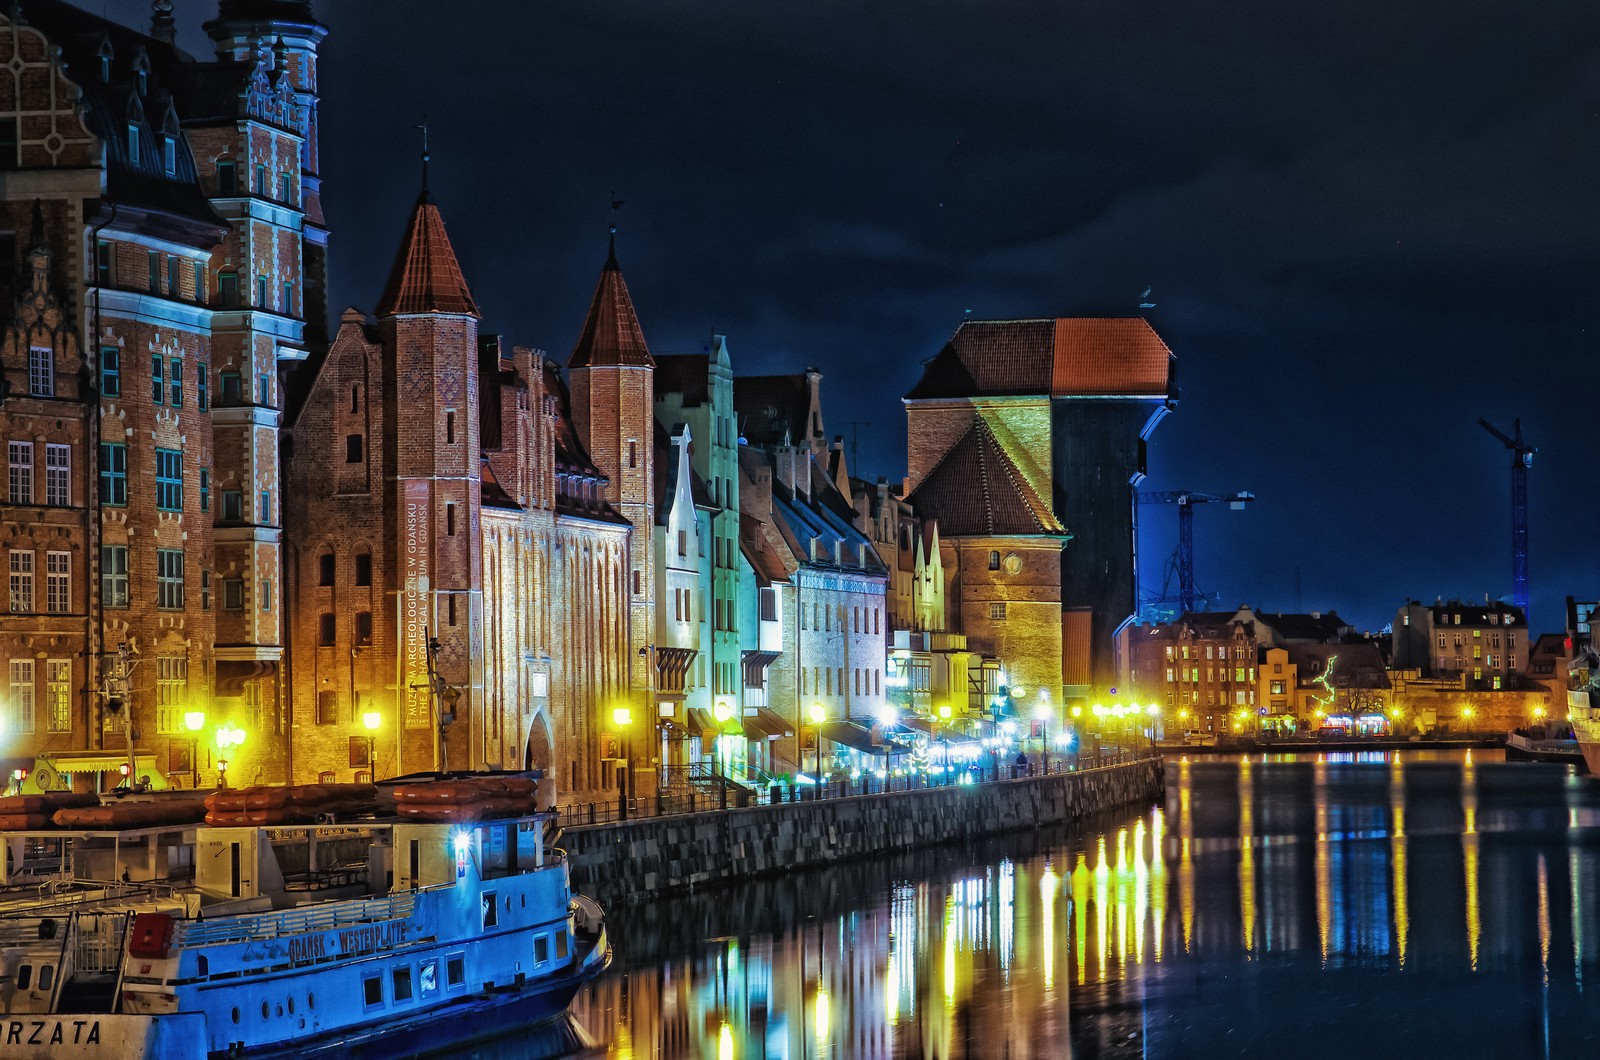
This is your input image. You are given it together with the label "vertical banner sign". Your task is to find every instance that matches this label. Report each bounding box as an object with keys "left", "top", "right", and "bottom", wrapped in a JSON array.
[{"left": 403, "top": 480, "right": 431, "bottom": 728}]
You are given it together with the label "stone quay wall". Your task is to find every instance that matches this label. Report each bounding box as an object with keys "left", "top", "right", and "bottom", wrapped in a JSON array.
[{"left": 561, "top": 758, "right": 1164, "bottom": 897}]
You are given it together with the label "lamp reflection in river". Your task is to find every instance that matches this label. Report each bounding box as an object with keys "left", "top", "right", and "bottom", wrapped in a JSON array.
[
  {"left": 1390, "top": 755, "right": 1409, "bottom": 967},
  {"left": 1040, "top": 863, "right": 1059, "bottom": 991},
  {"left": 1464, "top": 750, "right": 1481, "bottom": 970},
  {"left": 1239, "top": 756, "right": 1257, "bottom": 954},
  {"left": 1072, "top": 852, "right": 1089, "bottom": 986}
]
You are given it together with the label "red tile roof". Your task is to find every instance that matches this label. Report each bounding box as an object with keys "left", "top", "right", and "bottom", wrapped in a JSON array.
[
  {"left": 568, "top": 247, "right": 653, "bottom": 369},
  {"left": 906, "top": 418, "right": 1065, "bottom": 537},
  {"left": 906, "top": 317, "right": 1172, "bottom": 400},
  {"left": 376, "top": 191, "right": 480, "bottom": 318}
]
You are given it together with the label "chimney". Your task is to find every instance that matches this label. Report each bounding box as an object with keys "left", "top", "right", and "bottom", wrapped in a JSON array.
[
  {"left": 804, "top": 367, "right": 824, "bottom": 452},
  {"left": 748, "top": 463, "right": 772, "bottom": 521},
  {"left": 774, "top": 447, "right": 798, "bottom": 495},
  {"left": 150, "top": 0, "right": 176, "bottom": 45}
]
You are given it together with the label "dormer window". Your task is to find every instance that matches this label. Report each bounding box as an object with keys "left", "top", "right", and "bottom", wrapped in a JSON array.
[
  {"left": 217, "top": 161, "right": 236, "bottom": 195},
  {"left": 162, "top": 136, "right": 176, "bottom": 177},
  {"left": 127, "top": 123, "right": 139, "bottom": 159}
]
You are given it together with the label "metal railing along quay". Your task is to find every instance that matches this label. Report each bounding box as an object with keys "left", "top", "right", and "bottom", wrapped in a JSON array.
[{"left": 557, "top": 746, "right": 1159, "bottom": 827}]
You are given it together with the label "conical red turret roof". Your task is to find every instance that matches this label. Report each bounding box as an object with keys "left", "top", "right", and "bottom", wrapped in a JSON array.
[
  {"left": 568, "top": 245, "right": 653, "bottom": 369},
  {"left": 376, "top": 191, "right": 480, "bottom": 318}
]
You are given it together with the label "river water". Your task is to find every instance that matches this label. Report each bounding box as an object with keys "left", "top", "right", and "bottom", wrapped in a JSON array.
[{"left": 547, "top": 751, "right": 1600, "bottom": 1058}]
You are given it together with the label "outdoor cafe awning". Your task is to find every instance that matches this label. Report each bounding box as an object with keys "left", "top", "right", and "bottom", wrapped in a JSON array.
[
  {"left": 819, "top": 720, "right": 907, "bottom": 756},
  {"left": 743, "top": 708, "right": 794, "bottom": 742},
  {"left": 42, "top": 750, "right": 158, "bottom": 773}
]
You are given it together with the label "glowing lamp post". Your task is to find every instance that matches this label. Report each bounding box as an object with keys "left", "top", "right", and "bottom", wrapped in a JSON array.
[
  {"left": 613, "top": 706, "right": 633, "bottom": 819},
  {"left": 1035, "top": 699, "right": 1053, "bottom": 772},
  {"left": 183, "top": 710, "right": 206, "bottom": 788},
  {"left": 807, "top": 703, "right": 827, "bottom": 789},
  {"left": 362, "top": 710, "right": 382, "bottom": 779},
  {"left": 214, "top": 722, "right": 247, "bottom": 789},
  {"left": 937, "top": 704, "right": 953, "bottom": 779}
]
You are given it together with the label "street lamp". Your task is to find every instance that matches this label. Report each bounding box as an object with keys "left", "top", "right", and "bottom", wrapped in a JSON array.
[
  {"left": 612, "top": 706, "right": 633, "bottom": 819},
  {"left": 937, "top": 704, "right": 953, "bottom": 779},
  {"left": 214, "top": 722, "right": 246, "bottom": 789},
  {"left": 808, "top": 702, "right": 827, "bottom": 787},
  {"left": 1034, "top": 699, "right": 1052, "bottom": 772},
  {"left": 362, "top": 710, "right": 381, "bottom": 779},
  {"left": 183, "top": 710, "right": 206, "bottom": 788}
]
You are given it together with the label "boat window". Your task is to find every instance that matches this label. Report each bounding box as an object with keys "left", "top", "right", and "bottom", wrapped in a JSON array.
[
  {"left": 393, "top": 965, "right": 413, "bottom": 1003},
  {"left": 37, "top": 965, "right": 52, "bottom": 990},
  {"left": 15, "top": 965, "right": 30, "bottom": 990},
  {"left": 261, "top": 1001, "right": 269, "bottom": 1020},
  {"left": 419, "top": 959, "right": 439, "bottom": 998},
  {"left": 446, "top": 954, "right": 465, "bottom": 989},
  {"left": 555, "top": 931, "right": 568, "bottom": 960},
  {"left": 534, "top": 935, "right": 549, "bottom": 964},
  {"left": 362, "top": 973, "right": 383, "bottom": 1008},
  {"left": 482, "top": 893, "right": 498, "bottom": 928},
  {"left": 197, "top": 955, "right": 209, "bottom": 977},
  {"left": 231, "top": 1007, "right": 240, "bottom": 1025}
]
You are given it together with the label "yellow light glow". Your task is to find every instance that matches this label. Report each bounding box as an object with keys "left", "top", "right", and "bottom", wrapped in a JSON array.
[
  {"left": 362, "top": 711, "right": 381, "bottom": 731},
  {"left": 814, "top": 986, "right": 829, "bottom": 1040},
  {"left": 1533, "top": 705, "right": 1547, "bottom": 719},
  {"left": 809, "top": 702, "right": 827, "bottom": 725},
  {"left": 1071, "top": 705, "right": 1082, "bottom": 717},
  {"left": 712, "top": 699, "right": 733, "bottom": 723},
  {"left": 612, "top": 706, "right": 633, "bottom": 727},
  {"left": 1461, "top": 706, "right": 1475, "bottom": 719},
  {"left": 183, "top": 710, "right": 206, "bottom": 733},
  {"left": 215, "top": 722, "right": 247, "bottom": 749},
  {"left": 718, "top": 1022, "right": 734, "bottom": 1060},
  {"left": 938, "top": 704, "right": 952, "bottom": 720},
  {"left": 1146, "top": 704, "right": 1160, "bottom": 716}
]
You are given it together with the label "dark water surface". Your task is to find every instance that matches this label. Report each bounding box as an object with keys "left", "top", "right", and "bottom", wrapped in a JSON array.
[{"left": 520, "top": 751, "right": 1600, "bottom": 1057}]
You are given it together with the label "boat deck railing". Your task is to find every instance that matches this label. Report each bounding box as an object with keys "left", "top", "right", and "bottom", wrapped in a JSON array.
[{"left": 177, "top": 889, "right": 420, "bottom": 947}]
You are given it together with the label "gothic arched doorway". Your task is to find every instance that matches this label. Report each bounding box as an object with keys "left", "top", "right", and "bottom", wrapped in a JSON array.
[{"left": 524, "top": 711, "right": 554, "bottom": 776}]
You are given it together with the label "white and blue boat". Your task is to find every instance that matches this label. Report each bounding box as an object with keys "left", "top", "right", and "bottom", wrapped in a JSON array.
[{"left": 0, "top": 776, "right": 610, "bottom": 1058}]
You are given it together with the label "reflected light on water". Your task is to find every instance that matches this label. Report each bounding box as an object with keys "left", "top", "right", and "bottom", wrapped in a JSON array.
[{"left": 570, "top": 749, "right": 1600, "bottom": 1059}]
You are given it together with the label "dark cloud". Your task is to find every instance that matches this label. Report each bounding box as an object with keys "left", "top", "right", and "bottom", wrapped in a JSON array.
[{"left": 130, "top": 0, "right": 1599, "bottom": 630}]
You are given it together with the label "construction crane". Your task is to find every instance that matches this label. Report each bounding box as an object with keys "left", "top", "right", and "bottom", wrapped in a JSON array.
[
  {"left": 1479, "top": 418, "right": 1536, "bottom": 615},
  {"left": 1137, "top": 490, "right": 1255, "bottom": 615}
]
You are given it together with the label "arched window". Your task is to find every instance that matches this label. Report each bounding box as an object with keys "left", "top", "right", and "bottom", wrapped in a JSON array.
[{"left": 988, "top": 550, "right": 1001, "bottom": 571}]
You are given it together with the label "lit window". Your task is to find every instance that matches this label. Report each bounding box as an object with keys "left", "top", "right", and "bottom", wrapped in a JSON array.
[
  {"left": 100, "top": 545, "right": 129, "bottom": 608},
  {"left": 8, "top": 659, "right": 35, "bottom": 733},
  {"left": 156, "top": 549, "right": 184, "bottom": 609},
  {"left": 9, "top": 549, "right": 34, "bottom": 612},
  {"left": 162, "top": 135, "right": 175, "bottom": 176}
]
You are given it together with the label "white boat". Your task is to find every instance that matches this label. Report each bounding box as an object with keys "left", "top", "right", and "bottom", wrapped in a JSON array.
[
  {"left": 1572, "top": 686, "right": 1600, "bottom": 776},
  {"left": 0, "top": 775, "right": 610, "bottom": 1058}
]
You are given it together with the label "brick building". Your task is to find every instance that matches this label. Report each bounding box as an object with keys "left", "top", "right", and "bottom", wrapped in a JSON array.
[
  {"left": 1392, "top": 599, "right": 1528, "bottom": 692},
  {"left": 903, "top": 317, "right": 1177, "bottom": 695},
  {"left": 0, "top": 0, "right": 324, "bottom": 790},
  {"left": 284, "top": 189, "right": 636, "bottom": 796}
]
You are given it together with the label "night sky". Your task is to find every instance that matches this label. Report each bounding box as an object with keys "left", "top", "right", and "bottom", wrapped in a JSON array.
[{"left": 142, "top": 0, "right": 1599, "bottom": 633}]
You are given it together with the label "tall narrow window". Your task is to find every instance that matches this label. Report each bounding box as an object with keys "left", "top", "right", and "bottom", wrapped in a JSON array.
[
  {"left": 259, "top": 577, "right": 272, "bottom": 611},
  {"left": 355, "top": 611, "right": 373, "bottom": 646},
  {"left": 628, "top": 441, "right": 637, "bottom": 469},
  {"left": 355, "top": 552, "right": 372, "bottom": 586},
  {"left": 445, "top": 411, "right": 455, "bottom": 445},
  {"left": 446, "top": 503, "right": 456, "bottom": 536},
  {"left": 200, "top": 570, "right": 211, "bottom": 611},
  {"left": 0, "top": 117, "right": 16, "bottom": 169},
  {"left": 447, "top": 595, "right": 458, "bottom": 626},
  {"left": 28, "top": 346, "right": 53, "bottom": 396},
  {"left": 217, "top": 161, "right": 236, "bottom": 195},
  {"left": 100, "top": 545, "right": 129, "bottom": 608},
  {"left": 127, "top": 123, "right": 139, "bottom": 160},
  {"left": 147, "top": 251, "right": 159, "bottom": 292},
  {"left": 100, "top": 347, "right": 121, "bottom": 397},
  {"left": 221, "top": 490, "right": 242, "bottom": 522},
  {"left": 193, "top": 261, "right": 206, "bottom": 304},
  {"left": 45, "top": 659, "right": 70, "bottom": 732},
  {"left": 98, "top": 443, "right": 127, "bottom": 505},
  {"left": 8, "top": 441, "right": 32, "bottom": 504},
  {"left": 256, "top": 275, "right": 269, "bottom": 308},
  {"left": 44, "top": 445, "right": 69, "bottom": 506},
  {"left": 162, "top": 135, "right": 176, "bottom": 176},
  {"left": 96, "top": 240, "right": 112, "bottom": 287},
  {"left": 151, "top": 355, "right": 164, "bottom": 404},
  {"left": 8, "top": 660, "right": 34, "bottom": 733},
  {"left": 218, "top": 271, "right": 239, "bottom": 308},
  {"left": 154, "top": 448, "right": 183, "bottom": 511},
  {"left": 279, "top": 172, "right": 292, "bottom": 203},
  {"left": 45, "top": 551, "right": 69, "bottom": 613},
  {"left": 282, "top": 280, "right": 294, "bottom": 316},
  {"left": 170, "top": 359, "right": 182, "bottom": 406},
  {"left": 199, "top": 467, "right": 210, "bottom": 512},
  {"left": 9, "top": 549, "right": 34, "bottom": 611},
  {"left": 167, "top": 254, "right": 179, "bottom": 294},
  {"left": 318, "top": 613, "right": 335, "bottom": 646},
  {"left": 258, "top": 489, "right": 271, "bottom": 524},
  {"left": 156, "top": 549, "right": 184, "bottom": 609},
  {"left": 220, "top": 371, "right": 241, "bottom": 405},
  {"left": 988, "top": 550, "right": 1001, "bottom": 571},
  {"left": 346, "top": 435, "right": 363, "bottom": 463},
  {"left": 197, "top": 364, "right": 208, "bottom": 410},
  {"left": 318, "top": 553, "right": 334, "bottom": 586},
  {"left": 254, "top": 163, "right": 266, "bottom": 196}
]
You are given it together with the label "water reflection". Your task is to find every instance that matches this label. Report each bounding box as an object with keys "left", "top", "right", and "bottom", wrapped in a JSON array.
[{"left": 571, "top": 751, "right": 1600, "bottom": 1058}]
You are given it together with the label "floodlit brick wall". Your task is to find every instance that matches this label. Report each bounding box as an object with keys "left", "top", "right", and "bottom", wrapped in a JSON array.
[
  {"left": 563, "top": 758, "right": 1164, "bottom": 896},
  {"left": 952, "top": 539, "right": 1064, "bottom": 702}
]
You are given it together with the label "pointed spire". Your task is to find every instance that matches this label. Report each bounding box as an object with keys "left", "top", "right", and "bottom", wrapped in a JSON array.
[
  {"left": 567, "top": 240, "right": 653, "bottom": 370},
  {"left": 375, "top": 190, "right": 479, "bottom": 318}
]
